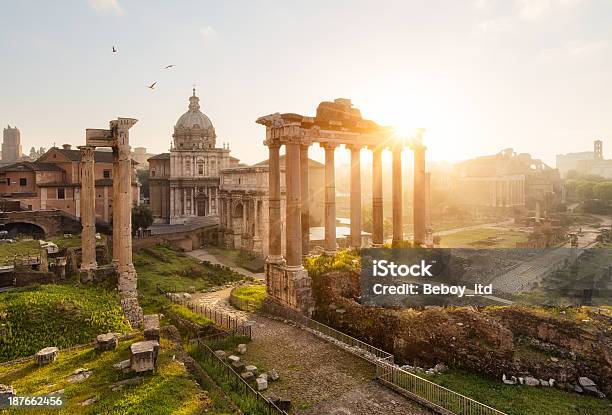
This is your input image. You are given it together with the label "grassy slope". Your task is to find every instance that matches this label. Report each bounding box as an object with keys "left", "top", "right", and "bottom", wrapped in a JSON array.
[
  {"left": 0, "top": 337, "right": 234, "bottom": 415},
  {"left": 425, "top": 369, "right": 612, "bottom": 415},
  {"left": 0, "top": 285, "right": 131, "bottom": 362},
  {"left": 231, "top": 285, "right": 266, "bottom": 307},
  {"left": 133, "top": 245, "right": 244, "bottom": 314}
]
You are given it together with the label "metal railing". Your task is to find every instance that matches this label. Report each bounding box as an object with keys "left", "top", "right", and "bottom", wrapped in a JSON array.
[
  {"left": 377, "top": 360, "right": 507, "bottom": 415},
  {"left": 262, "top": 301, "right": 507, "bottom": 415},
  {"left": 158, "top": 285, "right": 251, "bottom": 338},
  {"left": 195, "top": 337, "right": 288, "bottom": 415}
]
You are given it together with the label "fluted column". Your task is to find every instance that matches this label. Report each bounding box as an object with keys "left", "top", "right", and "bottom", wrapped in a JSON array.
[
  {"left": 349, "top": 145, "right": 362, "bottom": 249},
  {"left": 413, "top": 143, "right": 426, "bottom": 246},
  {"left": 300, "top": 144, "right": 310, "bottom": 256},
  {"left": 372, "top": 147, "right": 384, "bottom": 246},
  {"left": 112, "top": 147, "right": 120, "bottom": 265},
  {"left": 392, "top": 145, "right": 403, "bottom": 246},
  {"left": 79, "top": 145, "right": 97, "bottom": 275},
  {"left": 113, "top": 117, "right": 142, "bottom": 327},
  {"left": 323, "top": 143, "right": 337, "bottom": 254},
  {"left": 266, "top": 142, "right": 282, "bottom": 261},
  {"left": 285, "top": 140, "right": 302, "bottom": 267}
]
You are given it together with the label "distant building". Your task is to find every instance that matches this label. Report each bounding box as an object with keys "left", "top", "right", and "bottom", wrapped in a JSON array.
[
  {"left": 0, "top": 144, "right": 139, "bottom": 221},
  {"left": 148, "top": 89, "right": 237, "bottom": 224},
  {"left": 131, "top": 147, "right": 155, "bottom": 169},
  {"left": 453, "top": 148, "right": 561, "bottom": 214},
  {"left": 2, "top": 125, "right": 22, "bottom": 162},
  {"left": 218, "top": 155, "right": 325, "bottom": 258},
  {"left": 557, "top": 140, "right": 612, "bottom": 179}
]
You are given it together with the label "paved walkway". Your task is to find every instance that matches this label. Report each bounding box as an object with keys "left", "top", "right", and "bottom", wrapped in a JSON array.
[{"left": 191, "top": 289, "right": 431, "bottom": 415}]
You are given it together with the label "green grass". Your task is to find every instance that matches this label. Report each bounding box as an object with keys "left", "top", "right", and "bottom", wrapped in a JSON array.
[
  {"left": 422, "top": 369, "right": 611, "bottom": 415},
  {"left": 0, "top": 239, "right": 41, "bottom": 264},
  {"left": 0, "top": 285, "right": 131, "bottom": 362},
  {"left": 0, "top": 337, "right": 233, "bottom": 415},
  {"left": 231, "top": 285, "right": 266, "bottom": 309},
  {"left": 439, "top": 228, "right": 529, "bottom": 248},
  {"left": 133, "top": 245, "right": 245, "bottom": 315}
]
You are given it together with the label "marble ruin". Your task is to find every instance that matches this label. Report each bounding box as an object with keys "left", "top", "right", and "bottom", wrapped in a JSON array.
[
  {"left": 80, "top": 118, "right": 143, "bottom": 327},
  {"left": 257, "top": 98, "right": 428, "bottom": 314}
]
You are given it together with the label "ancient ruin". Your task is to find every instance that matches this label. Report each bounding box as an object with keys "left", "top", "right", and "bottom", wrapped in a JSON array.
[
  {"left": 80, "top": 118, "right": 143, "bottom": 326},
  {"left": 257, "top": 98, "right": 428, "bottom": 314}
]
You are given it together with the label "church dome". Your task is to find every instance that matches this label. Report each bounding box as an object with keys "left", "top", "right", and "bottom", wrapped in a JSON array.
[{"left": 175, "top": 88, "right": 214, "bottom": 131}]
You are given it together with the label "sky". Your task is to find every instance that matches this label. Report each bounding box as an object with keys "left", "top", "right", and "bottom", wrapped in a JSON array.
[{"left": 1, "top": 0, "right": 611, "bottom": 166}]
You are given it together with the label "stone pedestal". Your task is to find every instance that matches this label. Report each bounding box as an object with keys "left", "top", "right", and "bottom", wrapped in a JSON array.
[
  {"left": 129, "top": 340, "right": 159, "bottom": 372},
  {"left": 96, "top": 333, "right": 119, "bottom": 351},
  {"left": 265, "top": 262, "right": 312, "bottom": 316},
  {"left": 35, "top": 347, "right": 59, "bottom": 365},
  {"left": 143, "top": 314, "right": 160, "bottom": 341}
]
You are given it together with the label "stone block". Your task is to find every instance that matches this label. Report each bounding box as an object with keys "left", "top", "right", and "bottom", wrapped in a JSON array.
[
  {"left": 112, "top": 359, "right": 131, "bottom": 371},
  {"left": 236, "top": 344, "right": 247, "bottom": 354},
  {"left": 96, "top": 333, "right": 118, "bottom": 351},
  {"left": 256, "top": 376, "right": 268, "bottom": 391},
  {"left": 269, "top": 369, "right": 279, "bottom": 381},
  {"left": 35, "top": 347, "right": 59, "bottom": 365},
  {"left": 245, "top": 365, "right": 258, "bottom": 376},
  {"left": 241, "top": 371, "right": 255, "bottom": 382},
  {"left": 232, "top": 360, "right": 245, "bottom": 373},
  {"left": 143, "top": 314, "right": 160, "bottom": 341},
  {"left": 129, "top": 340, "right": 159, "bottom": 373},
  {"left": 214, "top": 350, "right": 226, "bottom": 360}
]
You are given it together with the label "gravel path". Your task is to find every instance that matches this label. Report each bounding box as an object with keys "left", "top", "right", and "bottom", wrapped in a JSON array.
[{"left": 191, "top": 289, "right": 431, "bottom": 415}]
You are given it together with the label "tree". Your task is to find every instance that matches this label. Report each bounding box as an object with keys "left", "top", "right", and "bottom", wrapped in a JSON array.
[
  {"left": 593, "top": 182, "right": 612, "bottom": 201},
  {"left": 131, "top": 205, "right": 153, "bottom": 235}
]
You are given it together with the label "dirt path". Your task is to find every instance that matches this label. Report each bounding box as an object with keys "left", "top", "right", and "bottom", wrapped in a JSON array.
[{"left": 191, "top": 290, "right": 431, "bottom": 415}]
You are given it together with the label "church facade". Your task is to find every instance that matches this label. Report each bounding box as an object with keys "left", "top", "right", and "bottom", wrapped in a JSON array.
[{"left": 148, "top": 89, "right": 238, "bottom": 224}]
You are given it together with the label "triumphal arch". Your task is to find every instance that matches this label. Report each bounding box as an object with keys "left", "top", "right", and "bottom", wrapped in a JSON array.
[
  {"left": 80, "top": 117, "right": 143, "bottom": 327},
  {"left": 257, "top": 98, "right": 427, "bottom": 315}
]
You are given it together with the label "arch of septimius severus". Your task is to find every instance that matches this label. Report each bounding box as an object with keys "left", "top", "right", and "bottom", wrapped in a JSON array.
[
  {"left": 80, "top": 117, "right": 143, "bottom": 327},
  {"left": 257, "top": 98, "right": 427, "bottom": 315}
]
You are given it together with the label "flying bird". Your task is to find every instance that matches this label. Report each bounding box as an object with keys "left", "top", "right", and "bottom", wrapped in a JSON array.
[
  {"left": 163, "top": 64, "right": 175, "bottom": 69},
  {"left": 112, "top": 46, "right": 117, "bottom": 53},
  {"left": 147, "top": 82, "right": 157, "bottom": 89}
]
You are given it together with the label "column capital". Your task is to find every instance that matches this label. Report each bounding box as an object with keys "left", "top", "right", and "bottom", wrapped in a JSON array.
[
  {"left": 321, "top": 142, "right": 337, "bottom": 151},
  {"left": 78, "top": 145, "right": 96, "bottom": 160},
  {"left": 263, "top": 139, "right": 281, "bottom": 149}
]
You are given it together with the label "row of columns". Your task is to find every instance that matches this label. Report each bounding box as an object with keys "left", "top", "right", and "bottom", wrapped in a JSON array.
[{"left": 266, "top": 140, "right": 428, "bottom": 268}]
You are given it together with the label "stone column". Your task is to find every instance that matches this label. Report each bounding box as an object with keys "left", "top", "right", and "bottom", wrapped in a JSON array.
[
  {"left": 300, "top": 144, "right": 310, "bottom": 256},
  {"left": 349, "top": 145, "right": 362, "bottom": 249},
  {"left": 79, "top": 145, "right": 97, "bottom": 280},
  {"left": 285, "top": 140, "right": 302, "bottom": 267},
  {"left": 413, "top": 143, "right": 426, "bottom": 246},
  {"left": 112, "top": 147, "right": 120, "bottom": 266},
  {"left": 392, "top": 145, "right": 403, "bottom": 246},
  {"left": 323, "top": 143, "right": 337, "bottom": 254},
  {"left": 372, "top": 147, "right": 384, "bottom": 246},
  {"left": 266, "top": 142, "right": 283, "bottom": 261},
  {"left": 112, "top": 118, "right": 142, "bottom": 327}
]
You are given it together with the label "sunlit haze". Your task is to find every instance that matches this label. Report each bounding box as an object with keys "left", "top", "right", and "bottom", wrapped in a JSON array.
[{"left": 2, "top": 0, "right": 612, "bottom": 166}]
